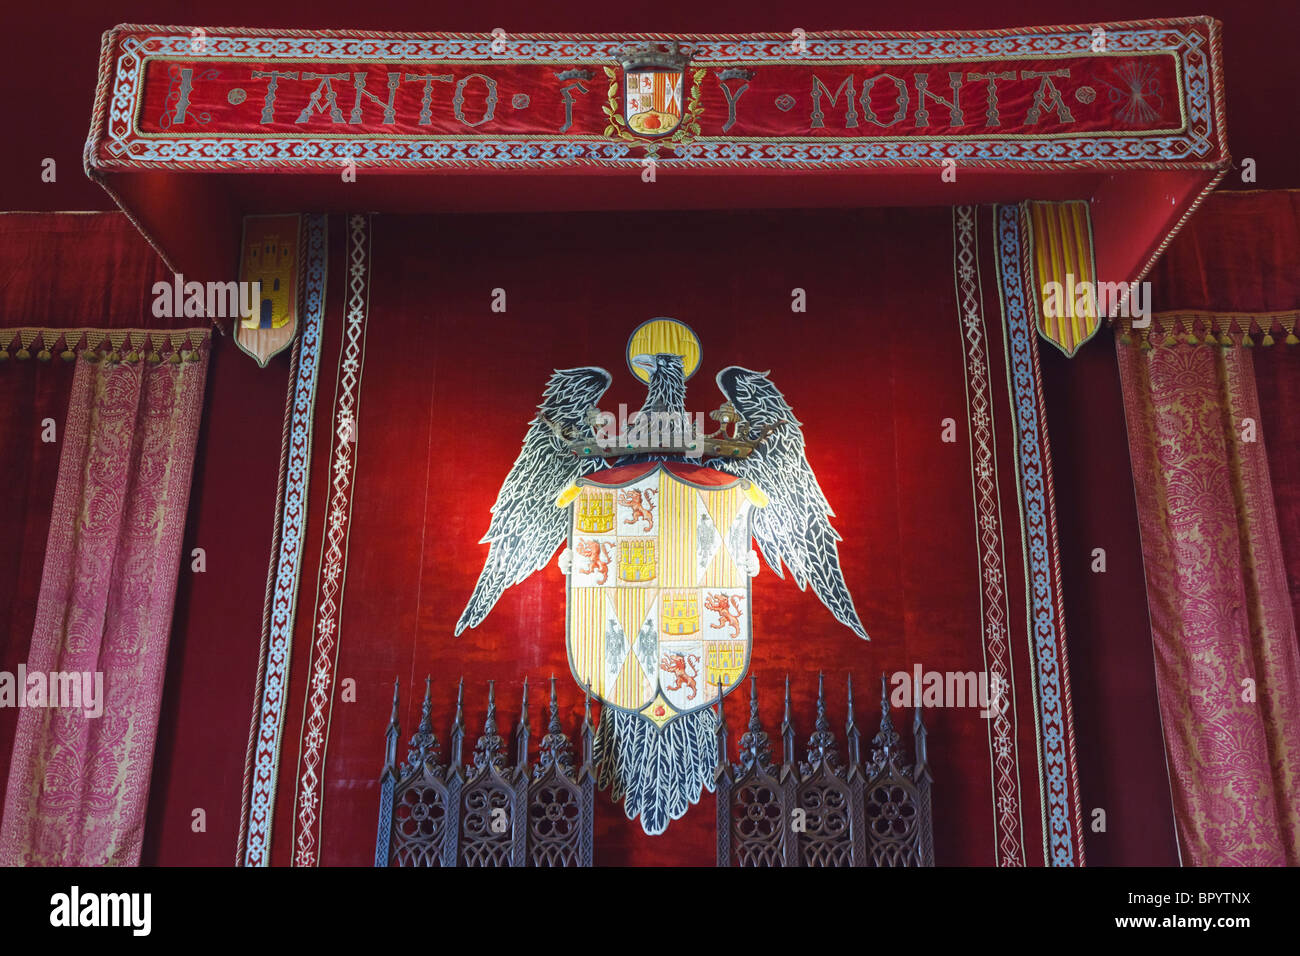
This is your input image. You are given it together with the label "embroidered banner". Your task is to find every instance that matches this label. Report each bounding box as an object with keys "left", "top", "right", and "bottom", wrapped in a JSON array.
[{"left": 89, "top": 20, "right": 1224, "bottom": 170}]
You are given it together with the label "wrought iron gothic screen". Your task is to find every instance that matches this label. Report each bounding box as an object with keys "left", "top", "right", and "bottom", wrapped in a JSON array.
[
  {"left": 715, "top": 675, "right": 935, "bottom": 867},
  {"left": 375, "top": 676, "right": 596, "bottom": 867},
  {"left": 376, "top": 672, "right": 933, "bottom": 866}
]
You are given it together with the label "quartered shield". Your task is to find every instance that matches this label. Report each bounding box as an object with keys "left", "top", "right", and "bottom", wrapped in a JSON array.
[
  {"left": 560, "top": 462, "right": 765, "bottom": 728},
  {"left": 623, "top": 68, "right": 684, "bottom": 137}
]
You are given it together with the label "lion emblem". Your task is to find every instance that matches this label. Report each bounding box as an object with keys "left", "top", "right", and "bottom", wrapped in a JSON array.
[
  {"left": 575, "top": 539, "right": 613, "bottom": 585},
  {"left": 660, "top": 652, "right": 699, "bottom": 700},
  {"left": 704, "top": 592, "right": 744, "bottom": 639},
  {"left": 618, "top": 487, "right": 657, "bottom": 532}
]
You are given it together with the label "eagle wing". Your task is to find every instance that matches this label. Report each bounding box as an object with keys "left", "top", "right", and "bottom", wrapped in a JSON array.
[
  {"left": 455, "top": 366, "right": 612, "bottom": 635},
  {"left": 709, "top": 366, "right": 868, "bottom": 640}
]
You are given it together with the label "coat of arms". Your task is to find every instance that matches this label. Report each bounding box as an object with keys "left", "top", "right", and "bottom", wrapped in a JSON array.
[
  {"left": 561, "top": 461, "right": 763, "bottom": 726},
  {"left": 622, "top": 42, "right": 688, "bottom": 137},
  {"left": 457, "top": 318, "right": 867, "bottom": 833},
  {"left": 604, "top": 43, "right": 703, "bottom": 146}
]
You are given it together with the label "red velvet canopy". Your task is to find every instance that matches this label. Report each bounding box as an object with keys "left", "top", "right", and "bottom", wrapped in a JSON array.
[{"left": 84, "top": 20, "right": 1227, "bottom": 300}]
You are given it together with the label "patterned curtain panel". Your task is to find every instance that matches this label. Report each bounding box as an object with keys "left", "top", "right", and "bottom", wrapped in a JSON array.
[
  {"left": 0, "top": 336, "right": 209, "bottom": 865},
  {"left": 1116, "top": 341, "right": 1300, "bottom": 865}
]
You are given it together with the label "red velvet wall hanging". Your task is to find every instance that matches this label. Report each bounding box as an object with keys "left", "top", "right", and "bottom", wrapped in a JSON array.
[{"left": 216, "top": 203, "right": 1089, "bottom": 866}]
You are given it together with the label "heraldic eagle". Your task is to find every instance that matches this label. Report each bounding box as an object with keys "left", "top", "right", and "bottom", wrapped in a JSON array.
[{"left": 456, "top": 320, "right": 867, "bottom": 834}]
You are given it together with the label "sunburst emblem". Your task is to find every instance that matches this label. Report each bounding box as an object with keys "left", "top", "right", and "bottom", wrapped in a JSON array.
[{"left": 1102, "top": 62, "right": 1164, "bottom": 126}]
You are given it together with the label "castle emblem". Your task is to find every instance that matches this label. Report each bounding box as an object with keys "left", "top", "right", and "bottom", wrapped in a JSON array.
[{"left": 235, "top": 213, "right": 301, "bottom": 367}]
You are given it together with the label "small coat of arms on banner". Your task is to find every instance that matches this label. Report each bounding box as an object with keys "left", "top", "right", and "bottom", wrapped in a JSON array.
[
  {"left": 235, "top": 213, "right": 301, "bottom": 367},
  {"left": 604, "top": 44, "right": 703, "bottom": 146},
  {"left": 457, "top": 318, "right": 867, "bottom": 834}
]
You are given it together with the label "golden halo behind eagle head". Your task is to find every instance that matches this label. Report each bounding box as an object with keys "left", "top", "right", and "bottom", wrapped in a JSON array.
[{"left": 626, "top": 318, "right": 701, "bottom": 384}]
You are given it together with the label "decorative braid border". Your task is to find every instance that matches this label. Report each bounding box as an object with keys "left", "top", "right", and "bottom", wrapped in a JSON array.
[
  {"left": 1115, "top": 311, "right": 1300, "bottom": 348},
  {"left": 0, "top": 328, "right": 206, "bottom": 363},
  {"left": 993, "top": 202, "right": 1086, "bottom": 867},
  {"left": 952, "top": 205, "right": 1027, "bottom": 866},
  {"left": 291, "top": 213, "right": 372, "bottom": 866},
  {"left": 239, "top": 212, "right": 329, "bottom": 867},
  {"left": 236, "top": 335, "right": 299, "bottom": 864}
]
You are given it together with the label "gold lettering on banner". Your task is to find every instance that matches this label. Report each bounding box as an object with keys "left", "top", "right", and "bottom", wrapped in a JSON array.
[{"left": 179, "top": 56, "right": 1164, "bottom": 135}]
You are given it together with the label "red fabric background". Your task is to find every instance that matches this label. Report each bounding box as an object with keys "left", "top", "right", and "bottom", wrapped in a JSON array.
[
  {"left": 1038, "top": 341, "right": 1180, "bottom": 865},
  {"left": 0, "top": 214, "right": 173, "bottom": 329},
  {"left": 0, "top": 207, "right": 1192, "bottom": 868},
  {"left": 132, "top": 51, "right": 1184, "bottom": 140},
  {"left": 1146, "top": 191, "right": 1300, "bottom": 314},
  {"left": 141, "top": 223, "right": 349, "bottom": 866},
  {"left": 249, "top": 205, "right": 1075, "bottom": 866},
  {"left": 0, "top": 1, "right": 1295, "bottom": 868}
]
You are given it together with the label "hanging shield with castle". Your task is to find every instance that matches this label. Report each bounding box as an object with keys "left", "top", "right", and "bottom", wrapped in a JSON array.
[
  {"left": 561, "top": 462, "right": 764, "bottom": 728},
  {"left": 235, "top": 213, "right": 301, "bottom": 367},
  {"left": 621, "top": 42, "right": 689, "bottom": 137}
]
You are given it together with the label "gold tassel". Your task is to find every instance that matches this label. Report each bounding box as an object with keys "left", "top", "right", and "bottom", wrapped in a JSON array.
[
  {"left": 1218, "top": 330, "right": 1234, "bottom": 348},
  {"left": 1282, "top": 318, "right": 1299, "bottom": 345},
  {"left": 1262, "top": 329, "right": 1275, "bottom": 346}
]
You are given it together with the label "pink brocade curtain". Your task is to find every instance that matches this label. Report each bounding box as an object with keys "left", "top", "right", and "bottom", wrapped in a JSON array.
[
  {"left": 0, "top": 338, "right": 209, "bottom": 865},
  {"left": 1116, "top": 340, "right": 1300, "bottom": 865}
]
